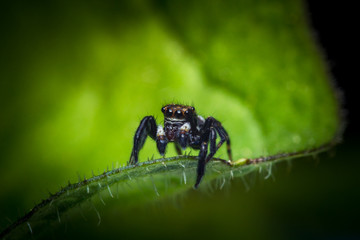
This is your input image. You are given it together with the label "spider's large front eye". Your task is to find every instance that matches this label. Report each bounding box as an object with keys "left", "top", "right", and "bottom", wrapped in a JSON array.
[
  {"left": 166, "top": 108, "right": 173, "bottom": 117},
  {"left": 175, "top": 110, "right": 183, "bottom": 118}
]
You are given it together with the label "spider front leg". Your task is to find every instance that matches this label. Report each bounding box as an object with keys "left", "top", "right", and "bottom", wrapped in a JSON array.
[
  {"left": 195, "top": 128, "right": 217, "bottom": 188},
  {"left": 156, "top": 125, "right": 168, "bottom": 156},
  {"left": 129, "top": 116, "right": 157, "bottom": 165},
  {"left": 177, "top": 122, "right": 190, "bottom": 150}
]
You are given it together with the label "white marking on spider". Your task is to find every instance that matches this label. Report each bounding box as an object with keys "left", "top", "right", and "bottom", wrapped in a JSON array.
[
  {"left": 165, "top": 117, "right": 186, "bottom": 122},
  {"left": 157, "top": 125, "right": 165, "bottom": 137},
  {"left": 180, "top": 122, "right": 191, "bottom": 132},
  {"left": 197, "top": 115, "right": 205, "bottom": 131},
  {"left": 197, "top": 115, "right": 205, "bottom": 123}
]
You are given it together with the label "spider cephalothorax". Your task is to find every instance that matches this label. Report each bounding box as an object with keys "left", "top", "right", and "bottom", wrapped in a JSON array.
[{"left": 129, "top": 104, "right": 232, "bottom": 188}]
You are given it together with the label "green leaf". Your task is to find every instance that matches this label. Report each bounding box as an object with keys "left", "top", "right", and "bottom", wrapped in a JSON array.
[
  {"left": 0, "top": 0, "right": 341, "bottom": 239},
  {"left": 1, "top": 145, "right": 335, "bottom": 239}
]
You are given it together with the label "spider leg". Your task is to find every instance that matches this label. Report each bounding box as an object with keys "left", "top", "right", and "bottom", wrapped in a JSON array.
[
  {"left": 206, "top": 125, "right": 232, "bottom": 162},
  {"left": 219, "top": 126, "right": 232, "bottom": 161},
  {"left": 194, "top": 116, "right": 232, "bottom": 188},
  {"left": 129, "top": 116, "right": 157, "bottom": 165},
  {"left": 195, "top": 128, "right": 216, "bottom": 188},
  {"left": 202, "top": 117, "right": 232, "bottom": 162},
  {"left": 156, "top": 125, "right": 168, "bottom": 156},
  {"left": 177, "top": 122, "right": 190, "bottom": 149},
  {"left": 174, "top": 143, "right": 182, "bottom": 155},
  {"left": 195, "top": 141, "right": 208, "bottom": 188}
]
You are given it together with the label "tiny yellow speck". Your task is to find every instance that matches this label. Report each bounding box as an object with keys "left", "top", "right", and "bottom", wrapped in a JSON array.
[{"left": 231, "top": 158, "right": 249, "bottom": 166}]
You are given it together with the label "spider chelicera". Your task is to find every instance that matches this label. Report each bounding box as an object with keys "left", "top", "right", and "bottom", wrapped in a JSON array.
[{"left": 129, "top": 104, "right": 232, "bottom": 188}]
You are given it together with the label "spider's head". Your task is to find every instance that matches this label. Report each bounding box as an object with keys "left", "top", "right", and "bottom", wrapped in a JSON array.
[{"left": 161, "top": 104, "right": 196, "bottom": 120}]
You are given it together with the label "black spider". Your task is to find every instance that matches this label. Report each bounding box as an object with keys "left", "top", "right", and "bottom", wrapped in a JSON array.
[{"left": 129, "top": 104, "right": 232, "bottom": 188}]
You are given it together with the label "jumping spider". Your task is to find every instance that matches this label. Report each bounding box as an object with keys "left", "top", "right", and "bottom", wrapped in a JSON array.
[{"left": 129, "top": 104, "right": 232, "bottom": 188}]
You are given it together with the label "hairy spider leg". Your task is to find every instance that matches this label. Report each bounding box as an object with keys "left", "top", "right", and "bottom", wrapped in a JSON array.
[
  {"left": 194, "top": 117, "right": 232, "bottom": 188},
  {"left": 129, "top": 116, "right": 157, "bottom": 165},
  {"left": 219, "top": 127, "right": 233, "bottom": 161},
  {"left": 177, "top": 122, "right": 191, "bottom": 149},
  {"left": 156, "top": 125, "right": 168, "bottom": 156},
  {"left": 174, "top": 143, "right": 182, "bottom": 155},
  {"left": 195, "top": 128, "right": 217, "bottom": 188},
  {"left": 206, "top": 125, "right": 232, "bottom": 162},
  {"left": 203, "top": 117, "right": 233, "bottom": 162}
]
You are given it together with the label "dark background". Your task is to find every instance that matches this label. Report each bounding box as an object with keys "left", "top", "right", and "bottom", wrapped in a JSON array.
[
  {"left": 278, "top": 1, "right": 360, "bottom": 238},
  {"left": 307, "top": 2, "right": 357, "bottom": 141}
]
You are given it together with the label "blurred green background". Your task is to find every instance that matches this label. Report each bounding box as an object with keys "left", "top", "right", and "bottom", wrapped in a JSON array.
[{"left": 1, "top": 0, "right": 356, "bottom": 239}]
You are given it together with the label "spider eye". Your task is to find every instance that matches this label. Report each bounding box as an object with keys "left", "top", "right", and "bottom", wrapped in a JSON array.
[
  {"left": 166, "top": 108, "right": 173, "bottom": 117},
  {"left": 191, "top": 107, "right": 195, "bottom": 112},
  {"left": 175, "top": 110, "right": 183, "bottom": 118},
  {"left": 161, "top": 107, "right": 166, "bottom": 113}
]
